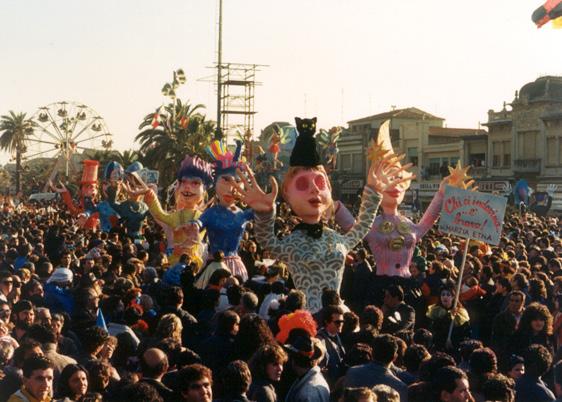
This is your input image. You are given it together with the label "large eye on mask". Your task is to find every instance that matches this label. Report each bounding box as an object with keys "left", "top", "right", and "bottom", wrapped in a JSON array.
[
  {"left": 295, "top": 176, "right": 309, "bottom": 191},
  {"left": 314, "top": 175, "right": 327, "bottom": 190},
  {"left": 294, "top": 174, "right": 327, "bottom": 192}
]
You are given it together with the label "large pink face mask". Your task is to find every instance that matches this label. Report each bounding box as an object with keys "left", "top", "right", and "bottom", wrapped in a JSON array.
[
  {"left": 285, "top": 170, "right": 332, "bottom": 224},
  {"left": 380, "top": 165, "right": 411, "bottom": 211}
]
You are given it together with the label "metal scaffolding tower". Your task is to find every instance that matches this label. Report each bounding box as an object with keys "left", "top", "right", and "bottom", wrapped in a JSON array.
[{"left": 219, "top": 63, "right": 265, "bottom": 142}]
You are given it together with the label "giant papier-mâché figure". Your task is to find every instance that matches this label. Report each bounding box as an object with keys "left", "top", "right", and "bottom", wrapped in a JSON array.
[
  {"left": 335, "top": 120, "right": 473, "bottom": 278},
  {"left": 195, "top": 140, "right": 254, "bottom": 282},
  {"left": 129, "top": 155, "right": 214, "bottom": 266},
  {"left": 513, "top": 179, "right": 531, "bottom": 208},
  {"left": 97, "top": 161, "right": 125, "bottom": 232},
  {"left": 110, "top": 162, "right": 150, "bottom": 240},
  {"left": 54, "top": 160, "right": 101, "bottom": 230},
  {"left": 235, "top": 117, "right": 411, "bottom": 312}
]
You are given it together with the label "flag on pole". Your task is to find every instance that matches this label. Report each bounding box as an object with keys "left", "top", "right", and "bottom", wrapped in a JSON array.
[{"left": 96, "top": 308, "right": 108, "bottom": 332}]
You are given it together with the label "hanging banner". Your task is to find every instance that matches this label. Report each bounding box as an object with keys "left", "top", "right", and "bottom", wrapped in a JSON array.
[{"left": 439, "top": 186, "right": 507, "bottom": 245}]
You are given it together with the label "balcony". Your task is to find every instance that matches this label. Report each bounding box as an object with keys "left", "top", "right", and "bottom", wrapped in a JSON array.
[{"left": 513, "top": 159, "right": 541, "bottom": 174}]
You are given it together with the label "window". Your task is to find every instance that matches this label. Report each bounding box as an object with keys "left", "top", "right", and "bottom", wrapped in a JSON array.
[
  {"left": 469, "top": 153, "right": 486, "bottom": 167},
  {"left": 352, "top": 153, "right": 363, "bottom": 173},
  {"left": 547, "top": 137, "right": 557, "bottom": 166},
  {"left": 428, "top": 158, "right": 441, "bottom": 176},
  {"left": 503, "top": 141, "right": 511, "bottom": 167},
  {"left": 390, "top": 129, "right": 400, "bottom": 147},
  {"left": 492, "top": 142, "right": 501, "bottom": 168},
  {"left": 450, "top": 157, "right": 460, "bottom": 168},
  {"left": 340, "top": 154, "right": 352, "bottom": 171},
  {"left": 519, "top": 132, "right": 537, "bottom": 159},
  {"left": 408, "top": 147, "right": 418, "bottom": 166}
]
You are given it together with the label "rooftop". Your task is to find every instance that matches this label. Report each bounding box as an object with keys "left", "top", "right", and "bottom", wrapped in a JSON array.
[
  {"left": 518, "top": 76, "right": 562, "bottom": 104},
  {"left": 347, "top": 107, "right": 444, "bottom": 125}
]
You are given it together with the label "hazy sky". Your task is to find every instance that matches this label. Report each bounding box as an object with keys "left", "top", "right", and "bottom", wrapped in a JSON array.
[{"left": 1, "top": 0, "right": 561, "bottom": 164}]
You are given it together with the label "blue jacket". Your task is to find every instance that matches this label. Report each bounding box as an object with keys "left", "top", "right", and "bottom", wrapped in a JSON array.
[
  {"left": 343, "top": 362, "right": 408, "bottom": 402},
  {"left": 515, "top": 375, "right": 555, "bottom": 402},
  {"left": 285, "top": 366, "right": 329, "bottom": 402}
]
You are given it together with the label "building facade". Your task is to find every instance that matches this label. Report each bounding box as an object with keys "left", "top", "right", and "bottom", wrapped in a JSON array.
[
  {"left": 485, "top": 76, "right": 562, "bottom": 209},
  {"left": 333, "top": 107, "right": 486, "bottom": 205}
]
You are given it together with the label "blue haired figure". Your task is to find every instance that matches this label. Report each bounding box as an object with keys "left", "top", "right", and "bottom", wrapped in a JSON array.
[
  {"left": 107, "top": 162, "right": 150, "bottom": 240},
  {"left": 91, "top": 161, "right": 123, "bottom": 232},
  {"left": 196, "top": 140, "right": 254, "bottom": 282},
  {"left": 513, "top": 179, "right": 531, "bottom": 209}
]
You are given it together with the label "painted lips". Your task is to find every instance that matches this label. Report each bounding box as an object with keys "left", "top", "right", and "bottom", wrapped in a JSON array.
[
  {"left": 385, "top": 189, "right": 401, "bottom": 198},
  {"left": 308, "top": 197, "right": 322, "bottom": 207}
]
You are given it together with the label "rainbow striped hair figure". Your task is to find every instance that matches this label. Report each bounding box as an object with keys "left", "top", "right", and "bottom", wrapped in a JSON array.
[
  {"left": 177, "top": 155, "right": 214, "bottom": 188},
  {"left": 206, "top": 140, "right": 243, "bottom": 182}
]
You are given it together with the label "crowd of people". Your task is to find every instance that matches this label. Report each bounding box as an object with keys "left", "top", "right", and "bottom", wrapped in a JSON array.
[{"left": 0, "top": 189, "right": 559, "bottom": 402}]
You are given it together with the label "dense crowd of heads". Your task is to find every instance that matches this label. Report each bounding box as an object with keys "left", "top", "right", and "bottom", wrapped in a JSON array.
[{"left": 0, "top": 196, "right": 560, "bottom": 402}]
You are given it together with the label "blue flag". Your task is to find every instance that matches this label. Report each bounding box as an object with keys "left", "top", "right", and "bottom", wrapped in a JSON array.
[{"left": 96, "top": 308, "right": 108, "bottom": 332}]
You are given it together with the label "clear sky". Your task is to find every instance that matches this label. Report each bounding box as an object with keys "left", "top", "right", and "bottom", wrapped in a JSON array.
[{"left": 0, "top": 0, "right": 561, "bottom": 164}]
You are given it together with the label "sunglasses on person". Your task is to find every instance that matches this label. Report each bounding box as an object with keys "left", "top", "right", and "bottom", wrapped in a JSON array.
[
  {"left": 332, "top": 320, "right": 344, "bottom": 325},
  {"left": 1, "top": 280, "right": 13, "bottom": 285}
]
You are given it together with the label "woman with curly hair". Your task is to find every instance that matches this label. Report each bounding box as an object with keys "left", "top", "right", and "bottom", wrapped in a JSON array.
[
  {"left": 234, "top": 314, "right": 276, "bottom": 361},
  {"left": 508, "top": 302, "right": 553, "bottom": 358},
  {"left": 248, "top": 344, "right": 288, "bottom": 402}
]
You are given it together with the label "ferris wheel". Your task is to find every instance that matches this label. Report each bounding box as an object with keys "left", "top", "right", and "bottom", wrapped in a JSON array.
[{"left": 29, "top": 101, "right": 113, "bottom": 180}]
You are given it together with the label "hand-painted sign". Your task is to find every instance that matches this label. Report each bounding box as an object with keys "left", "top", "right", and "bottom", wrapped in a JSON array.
[{"left": 439, "top": 186, "right": 507, "bottom": 245}]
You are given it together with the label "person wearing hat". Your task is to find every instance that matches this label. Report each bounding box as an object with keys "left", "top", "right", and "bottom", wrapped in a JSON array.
[
  {"left": 51, "top": 160, "right": 101, "bottom": 230},
  {"left": 127, "top": 154, "right": 214, "bottom": 266},
  {"left": 235, "top": 117, "right": 409, "bottom": 312},
  {"left": 44, "top": 266, "right": 74, "bottom": 315},
  {"left": 284, "top": 332, "right": 329, "bottom": 402}
]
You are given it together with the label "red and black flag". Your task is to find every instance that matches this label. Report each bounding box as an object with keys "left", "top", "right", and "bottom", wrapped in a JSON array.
[{"left": 532, "top": 0, "right": 562, "bottom": 28}]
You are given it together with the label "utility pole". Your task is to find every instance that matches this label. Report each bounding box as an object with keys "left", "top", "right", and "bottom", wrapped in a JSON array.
[{"left": 215, "top": 0, "right": 223, "bottom": 140}]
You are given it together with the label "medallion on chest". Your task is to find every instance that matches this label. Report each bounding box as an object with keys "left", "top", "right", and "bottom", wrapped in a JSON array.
[{"left": 377, "top": 217, "right": 412, "bottom": 251}]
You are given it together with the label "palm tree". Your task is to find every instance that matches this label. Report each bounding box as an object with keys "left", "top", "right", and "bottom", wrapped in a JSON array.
[
  {"left": 0, "top": 111, "right": 35, "bottom": 193},
  {"left": 115, "top": 149, "right": 140, "bottom": 168},
  {"left": 136, "top": 72, "right": 215, "bottom": 187},
  {"left": 136, "top": 101, "right": 215, "bottom": 187}
]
